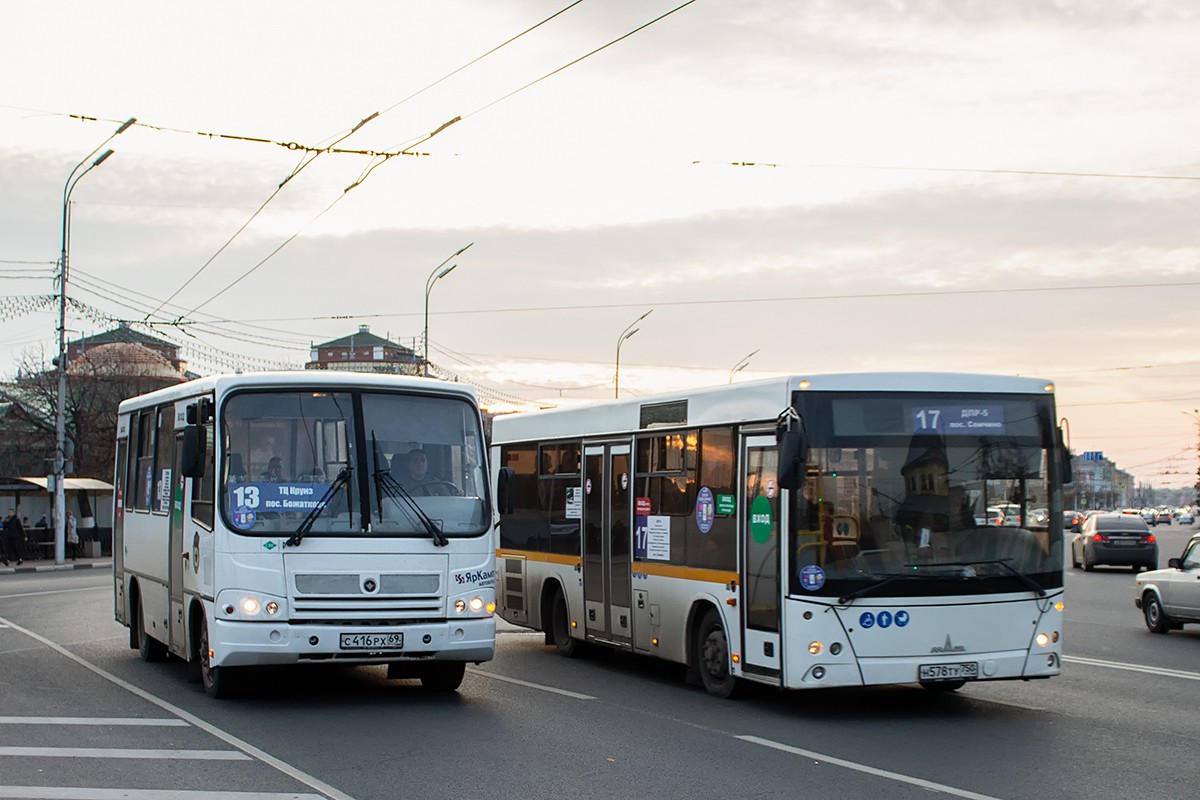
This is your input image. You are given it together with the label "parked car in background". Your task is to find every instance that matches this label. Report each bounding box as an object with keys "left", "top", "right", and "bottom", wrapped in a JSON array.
[
  {"left": 1063, "top": 510, "right": 1084, "bottom": 532},
  {"left": 1072, "top": 513, "right": 1158, "bottom": 571},
  {"left": 1134, "top": 533, "right": 1200, "bottom": 633}
]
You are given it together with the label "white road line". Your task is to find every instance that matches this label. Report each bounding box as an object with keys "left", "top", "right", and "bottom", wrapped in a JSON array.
[
  {"left": 0, "top": 587, "right": 109, "bottom": 600},
  {"left": 469, "top": 669, "right": 597, "bottom": 700},
  {"left": 737, "top": 735, "right": 1005, "bottom": 800},
  {"left": 0, "top": 789, "right": 326, "bottom": 799},
  {"left": 0, "top": 717, "right": 189, "bottom": 727},
  {"left": 1063, "top": 654, "right": 1200, "bottom": 681},
  {"left": 0, "top": 747, "right": 248, "bottom": 761},
  {"left": 0, "top": 615, "right": 357, "bottom": 800}
]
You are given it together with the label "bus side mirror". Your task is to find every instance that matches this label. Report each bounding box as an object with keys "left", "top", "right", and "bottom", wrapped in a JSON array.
[
  {"left": 496, "top": 467, "right": 516, "bottom": 515},
  {"left": 777, "top": 430, "right": 808, "bottom": 491},
  {"left": 181, "top": 424, "right": 206, "bottom": 479},
  {"left": 1057, "top": 428, "right": 1073, "bottom": 485}
]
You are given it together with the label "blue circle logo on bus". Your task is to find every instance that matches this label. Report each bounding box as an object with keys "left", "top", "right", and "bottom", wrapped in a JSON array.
[
  {"left": 895, "top": 610, "right": 910, "bottom": 627},
  {"left": 799, "top": 564, "right": 825, "bottom": 591},
  {"left": 859, "top": 612, "right": 875, "bottom": 628},
  {"left": 695, "top": 487, "right": 715, "bottom": 533},
  {"left": 232, "top": 507, "right": 256, "bottom": 530},
  {"left": 877, "top": 611, "right": 893, "bottom": 629}
]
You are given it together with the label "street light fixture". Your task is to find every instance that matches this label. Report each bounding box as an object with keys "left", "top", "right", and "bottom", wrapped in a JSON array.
[
  {"left": 54, "top": 117, "right": 135, "bottom": 565},
  {"left": 728, "top": 348, "right": 760, "bottom": 384},
  {"left": 615, "top": 309, "right": 653, "bottom": 399},
  {"left": 423, "top": 242, "right": 473, "bottom": 377}
]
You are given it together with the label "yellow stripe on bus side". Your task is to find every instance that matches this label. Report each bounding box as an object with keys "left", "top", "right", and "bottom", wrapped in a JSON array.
[{"left": 632, "top": 563, "right": 738, "bottom": 585}]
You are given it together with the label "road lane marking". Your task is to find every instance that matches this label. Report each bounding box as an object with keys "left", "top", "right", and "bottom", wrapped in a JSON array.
[
  {"left": 0, "top": 615, "right": 357, "bottom": 800},
  {"left": 737, "top": 735, "right": 1005, "bottom": 800},
  {"left": 469, "top": 669, "right": 596, "bottom": 700},
  {"left": 0, "top": 747, "right": 248, "bottom": 760},
  {"left": 1063, "top": 654, "right": 1200, "bottom": 681},
  {"left": 0, "top": 789, "right": 327, "bottom": 799},
  {"left": 0, "top": 587, "right": 109, "bottom": 600},
  {"left": 0, "top": 717, "right": 189, "bottom": 727}
]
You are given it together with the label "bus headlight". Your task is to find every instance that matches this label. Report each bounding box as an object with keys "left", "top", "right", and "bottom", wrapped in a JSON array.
[
  {"left": 455, "top": 599, "right": 466, "bottom": 613},
  {"left": 217, "top": 590, "right": 287, "bottom": 621},
  {"left": 469, "top": 597, "right": 484, "bottom": 612},
  {"left": 1036, "top": 632, "right": 1049, "bottom": 647},
  {"left": 808, "top": 641, "right": 823, "bottom": 655}
]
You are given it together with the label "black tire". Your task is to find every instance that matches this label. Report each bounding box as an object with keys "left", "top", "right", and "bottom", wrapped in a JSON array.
[
  {"left": 420, "top": 662, "right": 466, "bottom": 692},
  {"left": 1082, "top": 548, "right": 1095, "bottom": 572},
  {"left": 128, "top": 593, "right": 141, "bottom": 650},
  {"left": 922, "top": 679, "right": 966, "bottom": 692},
  {"left": 1071, "top": 544, "right": 1081, "bottom": 569},
  {"left": 695, "top": 608, "right": 740, "bottom": 699},
  {"left": 137, "top": 599, "right": 167, "bottom": 662},
  {"left": 1143, "top": 593, "right": 1172, "bottom": 634},
  {"left": 186, "top": 614, "right": 202, "bottom": 683},
  {"left": 549, "top": 588, "right": 582, "bottom": 658},
  {"left": 199, "top": 618, "right": 240, "bottom": 698}
]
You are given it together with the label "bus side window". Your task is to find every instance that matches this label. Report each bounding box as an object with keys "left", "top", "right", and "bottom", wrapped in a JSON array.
[{"left": 134, "top": 410, "right": 155, "bottom": 512}]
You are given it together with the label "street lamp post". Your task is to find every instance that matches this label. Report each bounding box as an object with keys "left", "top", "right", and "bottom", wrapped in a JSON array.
[
  {"left": 614, "top": 309, "right": 653, "bottom": 399},
  {"left": 423, "top": 242, "right": 473, "bottom": 377},
  {"left": 54, "top": 117, "right": 135, "bottom": 565},
  {"left": 728, "top": 348, "right": 760, "bottom": 384}
]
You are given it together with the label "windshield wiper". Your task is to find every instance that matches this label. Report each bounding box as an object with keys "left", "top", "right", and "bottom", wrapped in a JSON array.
[
  {"left": 903, "top": 559, "right": 1046, "bottom": 597},
  {"left": 371, "top": 435, "right": 447, "bottom": 546},
  {"left": 286, "top": 466, "right": 352, "bottom": 548},
  {"left": 838, "top": 574, "right": 915, "bottom": 605}
]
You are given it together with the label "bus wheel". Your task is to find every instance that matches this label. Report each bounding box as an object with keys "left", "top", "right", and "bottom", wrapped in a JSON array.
[
  {"left": 199, "top": 619, "right": 239, "bottom": 699},
  {"left": 696, "top": 608, "right": 740, "bottom": 699},
  {"left": 421, "top": 662, "right": 466, "bottom": 692},
  {"left": 550, "top": 589, "right": 581, "bottom": 658},
  {"left": 137, "top": 600, "right": 167, "bottom": 662}
]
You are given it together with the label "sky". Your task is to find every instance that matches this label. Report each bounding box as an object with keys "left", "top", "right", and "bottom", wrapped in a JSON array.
[{"left": 1, "top": 0, "right": 1198, "bottom": 492}]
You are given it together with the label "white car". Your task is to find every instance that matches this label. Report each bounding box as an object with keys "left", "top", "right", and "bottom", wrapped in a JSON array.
[
  {"left": 1135, "top": 533, "right": 1200, "bottom": 633},
  {"left": 1177, "top": 510, "right": 1195, "bottom": 525}
]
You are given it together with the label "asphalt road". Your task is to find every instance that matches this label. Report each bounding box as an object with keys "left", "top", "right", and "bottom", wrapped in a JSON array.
[{"left": 1, "top": 522, "right": 1197, "bottom": 800}]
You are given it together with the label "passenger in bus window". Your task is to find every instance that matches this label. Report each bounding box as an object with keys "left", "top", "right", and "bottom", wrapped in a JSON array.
[{"left": 260, "top": 457, "right": 286, "bottom": 482}]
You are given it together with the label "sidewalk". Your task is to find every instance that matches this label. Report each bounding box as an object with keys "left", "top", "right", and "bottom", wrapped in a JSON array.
[{"left": 0, "top": 555, "right": 112, "bottom": 575}]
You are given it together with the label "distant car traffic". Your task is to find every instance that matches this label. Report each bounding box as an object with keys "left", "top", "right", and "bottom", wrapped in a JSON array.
[
  {"left": 1072, "top": 513, "right": 1158, "bottom": 571},
  {"left": 1155, "top": 509, "right": 1173, "bottom": 525},
  {"left": 1063, "top": 510, "right": 1084, "bottom": 532},
  {"left": 1134, "top": 533, "right": 1200, "bottom": 633},
  {"left": 1178, "top": 510, "right": 1195, "bottom": 525}
]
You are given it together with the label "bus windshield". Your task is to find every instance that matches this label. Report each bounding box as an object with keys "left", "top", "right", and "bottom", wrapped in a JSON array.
[
  {"left": 221, "top": 389, "right": 488, "bottom": 537},
  {"left": 789, "top": 392, "right": 1063, "bottom": 598}
]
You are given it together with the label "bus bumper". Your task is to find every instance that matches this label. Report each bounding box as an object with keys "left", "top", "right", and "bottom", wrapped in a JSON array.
[
  {"left": 793, "top": 647, "right": 1062, "bottom": 688},
  {"left": 210, "top": 617, "right": 495, "bottom": 668}
]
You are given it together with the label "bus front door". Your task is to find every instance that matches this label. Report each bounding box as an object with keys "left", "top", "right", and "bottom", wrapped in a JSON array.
[
  {"left": 741, "top": 435, "right": 782, "bottom": 681},
  {"left": 582, "top": 443, "right": 633, "bottom": 647}
]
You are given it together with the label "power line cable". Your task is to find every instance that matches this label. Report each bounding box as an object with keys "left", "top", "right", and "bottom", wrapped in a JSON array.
[{"left": 691, "top": 159, "right": 1200, "bottom": 182}]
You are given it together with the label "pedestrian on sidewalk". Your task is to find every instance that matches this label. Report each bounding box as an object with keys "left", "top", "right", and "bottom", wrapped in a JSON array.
[
  {"left": 2, "top": 508, "right": 24, "bottom": 567},
  {"left": 66, "top": 511, "right": 79, "bottom": 560}
]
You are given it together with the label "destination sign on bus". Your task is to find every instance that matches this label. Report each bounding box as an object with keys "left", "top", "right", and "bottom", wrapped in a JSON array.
[
  {"left": 911, "top": 405, "right": 1005, "bottom": 435},
  {"left": 228, "top": 482, "right": 328, "bottom": 512}
]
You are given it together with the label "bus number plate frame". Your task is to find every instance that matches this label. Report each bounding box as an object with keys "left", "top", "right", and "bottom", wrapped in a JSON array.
[
  {"left": 340, "top": 632, "right": 404, "bottom": 650},
  {"left": 919, "top": 662, "right": 978, "bottom": 682}
]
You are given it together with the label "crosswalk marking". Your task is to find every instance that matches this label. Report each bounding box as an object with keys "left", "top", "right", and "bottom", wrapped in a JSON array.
[
  {"left": 0, "top": 747, "right": 250, "bottom": 761},
  {"left": 0, "top": 717, "right": 189, "bottom": 727}
]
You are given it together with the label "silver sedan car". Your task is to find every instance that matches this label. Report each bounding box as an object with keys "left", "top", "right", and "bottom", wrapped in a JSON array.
[{"left": 1134, "top": 533, "right": 1200, "bottom": 633}]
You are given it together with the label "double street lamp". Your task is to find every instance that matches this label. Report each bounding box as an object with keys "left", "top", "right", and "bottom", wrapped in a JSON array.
[
  {"left": 423, "top": 242, "right": 473, "bottom": 377},
  {"left": 53, "top": 117, "right": 135, "bottom": 565},
  {"left": 615, "top": 309, "right": 653, "bottom": 399},
  {"left": 728, "top": 348, "right": 760, "bottom": 384}
]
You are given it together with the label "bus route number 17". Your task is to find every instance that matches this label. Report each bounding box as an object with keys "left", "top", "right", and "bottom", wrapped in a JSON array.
[
  {"left": 232, "top": 486, "right": 261, "bottom": 509},
  {"left": 914, "top": 408, "right": 942, "bottom": 432}
]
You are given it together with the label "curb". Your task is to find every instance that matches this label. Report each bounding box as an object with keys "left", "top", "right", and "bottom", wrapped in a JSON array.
[{"left": 0, "top": 560, "right": 112, "bottom": 575}]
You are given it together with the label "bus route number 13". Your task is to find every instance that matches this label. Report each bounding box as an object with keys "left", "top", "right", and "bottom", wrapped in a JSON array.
[{"left": 233, "top": 486, "right": 261, "bottom": 509}]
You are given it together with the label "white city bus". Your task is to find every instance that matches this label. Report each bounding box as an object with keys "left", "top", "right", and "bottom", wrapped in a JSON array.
[
  {"left": 492, "top": 373, "right": 1068, "bottom": 697},
  {"left": 114, "top": 372, "right": 496, "bottom": 698}
]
